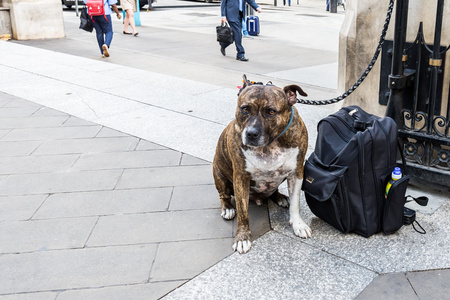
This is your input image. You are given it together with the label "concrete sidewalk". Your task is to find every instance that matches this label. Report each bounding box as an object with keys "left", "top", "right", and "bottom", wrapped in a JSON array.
[{"left": 1, "top": 0, "right": 449, "bottom": 299}]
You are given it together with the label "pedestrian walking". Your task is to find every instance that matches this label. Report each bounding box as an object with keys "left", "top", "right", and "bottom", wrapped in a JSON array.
[
  {"left": 122, "top": 0, "right": 139, "bottom": 36},
  {"left": 84, "top": 0, "right": 121, "bottom": 58},
  {"left": 242, "top": 4, "right": 252, "bottom": 38},
  {"left": 220, "top": 0, "right": 261, "bottom": 61}
]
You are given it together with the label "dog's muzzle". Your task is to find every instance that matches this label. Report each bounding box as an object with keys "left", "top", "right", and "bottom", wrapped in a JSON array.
[{"left": 242, "top": 124, "right": 266, "bottom": 147}]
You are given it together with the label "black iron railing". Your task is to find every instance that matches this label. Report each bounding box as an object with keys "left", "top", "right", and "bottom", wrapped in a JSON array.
[{"left": 383, "top": 0, "right": 450, "bottom": 187}]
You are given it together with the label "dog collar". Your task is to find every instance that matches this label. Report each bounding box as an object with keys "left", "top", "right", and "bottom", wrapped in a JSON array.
[{"left": 278, "top": 106, "right": 294, "bottom": 139}]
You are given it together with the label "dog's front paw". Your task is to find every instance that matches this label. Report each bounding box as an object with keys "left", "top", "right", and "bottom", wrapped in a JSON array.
[
  {"left": 221, "top": 207, "right": 236, "bottom": 220},
  {"left": 232, "top": 230, "right": 252, "bottom": 254},
  {"left": 290, "top": 218, "right": 312, "bottom": 239}
]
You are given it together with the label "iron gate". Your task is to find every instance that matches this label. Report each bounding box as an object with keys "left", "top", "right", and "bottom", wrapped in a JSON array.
[{"left": 382, "top": 0, "right": 450, "bottom": 187}]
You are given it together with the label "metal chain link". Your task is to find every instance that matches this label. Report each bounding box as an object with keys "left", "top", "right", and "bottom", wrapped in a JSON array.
[{"left": 297, "top": 0, "right": 395, "bottom": 105}]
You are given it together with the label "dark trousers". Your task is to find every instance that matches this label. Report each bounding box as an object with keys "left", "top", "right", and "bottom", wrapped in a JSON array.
[
  {"left": 220, "top": 19, "right": 245, "bottom": 58},
  {"left": 91, "top": 15, "right": 113, "bottom": 55}
]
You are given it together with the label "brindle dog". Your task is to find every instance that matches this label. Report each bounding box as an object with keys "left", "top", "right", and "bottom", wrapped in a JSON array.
[{"left": 213, "top": 75, "right": 312, "bottom": 254}]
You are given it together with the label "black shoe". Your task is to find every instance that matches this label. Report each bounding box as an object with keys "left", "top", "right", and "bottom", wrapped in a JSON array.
[
  {"left": 123, "top": 31, "right": 132, "bottom": 35},
  {"left": 236, "top": 56, "right": 249, "bottom": 61},
  {"left": 220, "top": 47, "right": 226, "bottom": 56}
]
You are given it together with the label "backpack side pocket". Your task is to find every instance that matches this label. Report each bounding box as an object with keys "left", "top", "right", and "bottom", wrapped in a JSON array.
[
  {"left": 383, "top": 175, "right": 410, "bottom": 234},
  {"left": 302, "top": 156, "right": 349, "bottom": 233}
]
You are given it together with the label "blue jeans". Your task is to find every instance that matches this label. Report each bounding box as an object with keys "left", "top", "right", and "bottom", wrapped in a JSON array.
[
  {"left": 242, "top": 18, "right": 248, "bottom": 36},
  {"left": 91, "top": 14, "right": 113, "bottom": 54}
]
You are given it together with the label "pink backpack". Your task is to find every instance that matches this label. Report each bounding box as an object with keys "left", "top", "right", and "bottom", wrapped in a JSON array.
[{"left": 87, "top": 0, "right": 108, "bottom": 21}]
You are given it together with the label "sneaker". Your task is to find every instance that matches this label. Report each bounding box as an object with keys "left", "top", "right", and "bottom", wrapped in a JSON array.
[
  {"left": 243, "top": 34, "right": 253, "bottom": 39},
  {"left": 102, "top": 44, "right": 110, "bottom": 57}
]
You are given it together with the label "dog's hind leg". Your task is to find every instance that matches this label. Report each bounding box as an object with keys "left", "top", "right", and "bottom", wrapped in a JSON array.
[
  {"left": 269, "top": 190, "right": 289, "bottom": 208},
  {"left": 213, "top": 166, "right": 236, "bottom": 220},
  {"left": 219, "top": 192, "right": 235, "bottom": 220}
]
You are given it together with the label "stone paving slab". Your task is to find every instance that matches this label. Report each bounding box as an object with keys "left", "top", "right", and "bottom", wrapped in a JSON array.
[
  {"left": 0, "top": 195, "right": 47, "bottom": 221},
  {"left": 32, "top": 188, "right": 173, "bottom": 219},
  {"left": 32, "top": 136, "right": 140, "bottom": 155},
  {"left": 406, "top": 269, "right": 450, "bottom": 299},
  {"left": 0, "top": 154, "right": 79, "bottom": 175},
  {"left": 0, "top": 169, "right": 124, "bottom": 196},
  {"left": 0, "top": 106, "right": 40, "bottom": 118},
  {"left": 151, "top": 238, "right": 235, "bottom": 282},
  {"left": 0, "top": 217, "right": 97, "bottom": 254},
  {"left": 70, "top": 149, "right": 182, "bottom": 171},
  {"left": 62, "top": 116, "right": 98, "bottom": 127},
  {"left": 86, "top": 209, "right": 233, "bottom": 247},
  {"left": 357, "top": 269, "right": 450, "bottom": 300},
  {"left": 169, "top": 184, "right": 220, "bottom": 211},
  {"left": 1, "top": 125, "right": 103, "bottom": 142},
  {"left": 0, "top": 244, "right": 158, "bottom": 294},
  {"left": 164, "top": 231, "right": 377, "bottom": 300},
  {"left": 56, "top": 281, "right": 185, "bottom": 300},
  {"left": 0, "top": 116, "right": 69, "bottom": 129},
  {"left": 355, "top": 272, "right": 419, "bottom": 300},
  {"left": 0, "top": 292, "right": 58, "bottom": 300},
  {"left": 116, "top": 165, "right": 214, "bottom": 189},
  {"left": 0, "top": 140, "right": 42, "bottom": 156},
  {"left": 33, "top": 107, "right": 72, "bottom": 117}
]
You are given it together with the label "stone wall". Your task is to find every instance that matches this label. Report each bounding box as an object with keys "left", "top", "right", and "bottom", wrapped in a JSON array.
[
  {"left": 0, "top": 7, "right": 12, "bottom": 36},
  {"left": 339, "top": 0, "right": 450, "bottom": 117},
  {"left": 2, "top": 0, "right": 64, "bottom": 40}
]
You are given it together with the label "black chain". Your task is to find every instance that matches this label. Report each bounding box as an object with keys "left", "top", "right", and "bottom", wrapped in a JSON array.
[{"left": 297, "top": 0, "right": 395, "bottom": 105}]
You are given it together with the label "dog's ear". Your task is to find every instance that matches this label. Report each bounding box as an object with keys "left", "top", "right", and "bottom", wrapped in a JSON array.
[
  {"left": 283, "top": 85, "right": 308, "bottom": 106},
  {"left": 242, "top": 74, "right": 251, "bottom": 89},
  {"left": 238, "top": 74, "right": 252, "bottom": 96}
]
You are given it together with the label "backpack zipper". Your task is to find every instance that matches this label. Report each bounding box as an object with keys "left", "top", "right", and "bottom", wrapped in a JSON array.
[{"left": 376, "top": 120, "right": 391, "bottom": 167}]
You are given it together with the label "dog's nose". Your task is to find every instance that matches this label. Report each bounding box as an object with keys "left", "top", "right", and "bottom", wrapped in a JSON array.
[{"left": 246, "top": 128, "right": 261, "bottom": 140}]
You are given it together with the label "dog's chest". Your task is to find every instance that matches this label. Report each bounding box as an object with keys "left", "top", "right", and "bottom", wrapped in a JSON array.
[{"left": 243, "top": 147, "right": 299, "bottom": 194}]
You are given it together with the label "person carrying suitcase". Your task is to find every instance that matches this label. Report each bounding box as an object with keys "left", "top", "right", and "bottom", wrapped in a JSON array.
[{"left": 220, "top": 0, "right": 261, "bottom": 61}]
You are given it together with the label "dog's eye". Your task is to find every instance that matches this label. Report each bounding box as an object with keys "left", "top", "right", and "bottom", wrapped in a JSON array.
[
  {"left": 241, "top": 106, "right": 250, "bottom": 114},
  {"left": 267, "top": 109, "right": 276, "bottom": 116}
]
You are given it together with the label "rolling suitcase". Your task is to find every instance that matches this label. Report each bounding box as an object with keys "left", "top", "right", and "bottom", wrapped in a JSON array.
[{"left": 246, "top": 16, "right": 260, "bottom": 36}]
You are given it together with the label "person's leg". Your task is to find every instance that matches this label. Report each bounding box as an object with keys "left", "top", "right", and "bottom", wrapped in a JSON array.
[
  {"left": 91, "top": 16, "right": 104, "bottom": 55},
  {"left": 95, "top": 15, "right": 113, "bottom": 57},
  {"left": 242, "top": 17, "right": 249, "bottom": 36},
  {"left": 229, "top": 20, "right": 245, "bottom": 58},
  {"left": 126, "top": 9, "right": 138, "bottom": 35},
  {"left": 123, "top": 10, "right": 130, "bottom": 33},
  {"left": 99, "top": 15, "right": 113, "bottom": 48}
]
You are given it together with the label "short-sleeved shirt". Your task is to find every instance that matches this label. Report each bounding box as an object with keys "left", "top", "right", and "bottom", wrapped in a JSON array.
[{"left": 83, "top": 0, "right": 117, "bottom": 15}]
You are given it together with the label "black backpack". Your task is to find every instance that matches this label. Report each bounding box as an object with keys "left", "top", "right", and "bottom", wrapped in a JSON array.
[{"left": 302, "top": 105, "right": 410, "bottom": 237}]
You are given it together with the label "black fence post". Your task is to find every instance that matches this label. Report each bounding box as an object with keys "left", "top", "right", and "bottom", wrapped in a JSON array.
[
  {"left": 330, "top": 0, "right": 337, "bottom": 13},
  {"left": 386, "top": 0, "right": 410, "bottom": 125}
]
